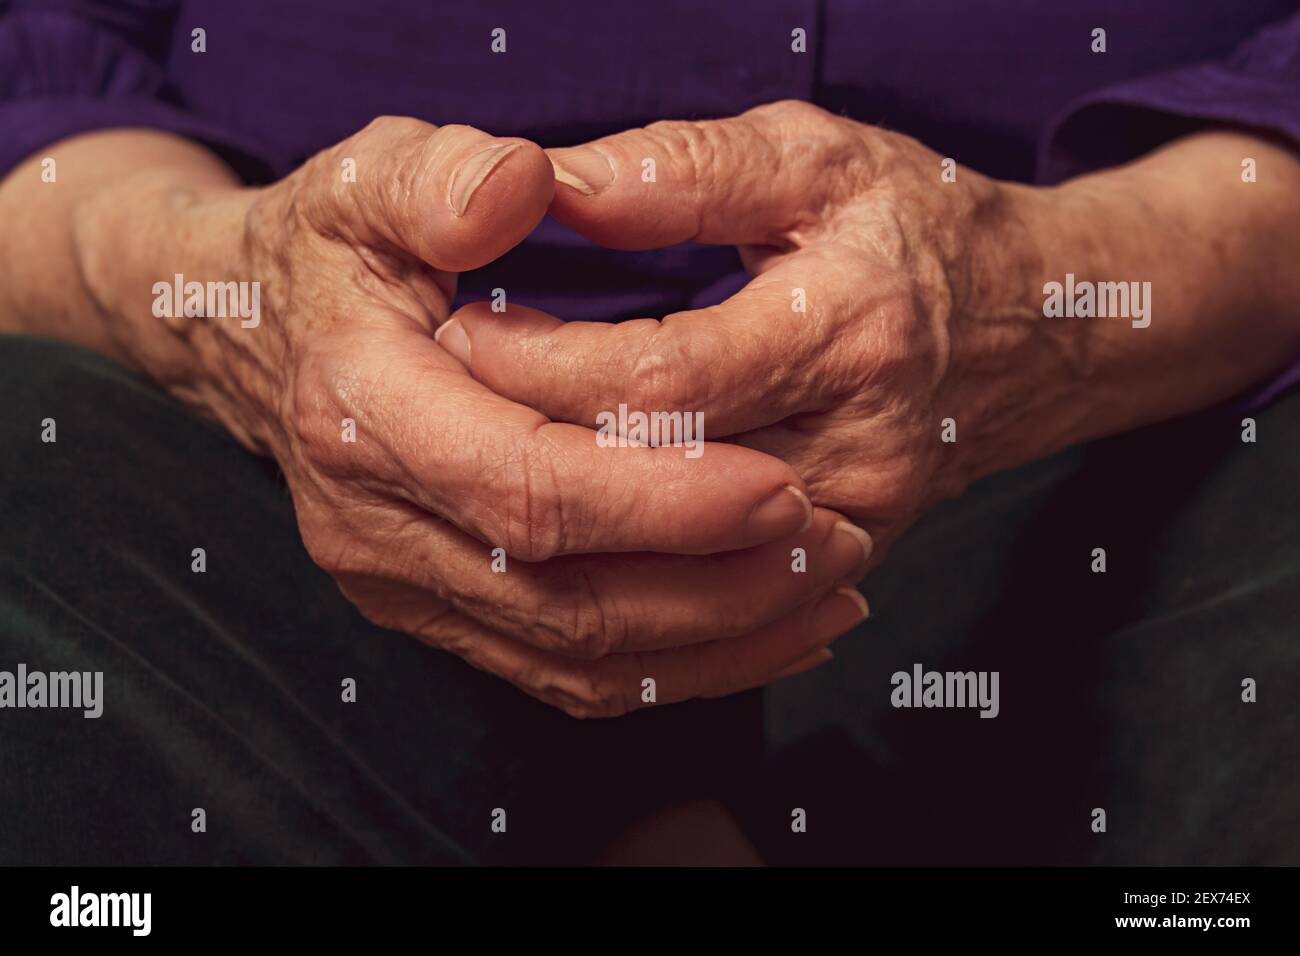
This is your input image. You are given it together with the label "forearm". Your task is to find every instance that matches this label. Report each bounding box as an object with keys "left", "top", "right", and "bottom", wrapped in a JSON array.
[
  {"left": 1047, "top": 131, "right": 1300, "bottom": 423},
  {"left": 0, "top": 130, "right": 269, "bottom": 449},
  {"left": 961, "top": 130, "right": 1300, "bottom": 481},
  {"left": 0, "top": 130, "right": 238, "bottom": 350}
]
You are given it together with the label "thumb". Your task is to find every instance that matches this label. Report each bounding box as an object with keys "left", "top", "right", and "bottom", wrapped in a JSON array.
[
  {"left": 545, "top": 100, "right": 842, "bottom": 250},
  {"left": 328, "top": 116, "right": 553, "bottom": 273}
]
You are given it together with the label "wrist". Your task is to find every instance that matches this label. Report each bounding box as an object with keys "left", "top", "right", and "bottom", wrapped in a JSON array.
[
  {"left": 938, "top": 180, "right": 1089, "bottom": 487},
  {"left": 945, "top": 132, "right": 1300, "bottom": 487},
  {"left": 74, "top": 175, "right": 283, "bottom": 454},
  {"left": 1023, "top": 134, "right": 1300, "bottom": 439}
]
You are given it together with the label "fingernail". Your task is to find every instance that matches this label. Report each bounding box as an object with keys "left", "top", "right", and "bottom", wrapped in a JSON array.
[
  {"left": 748, "top": 484, "right": 813, "bottom": 539},
  {"left": 770, "top": 647, "right": 834, "bottom": 682},
  {"left": 435, "top": 319, "right": 471, "bottom": 367},
  {"left": 805, "top": 585, "right": 869, "bottom": 650},
  {"left": 834, "top": 585, "right": 871, "bottom": 622},
  {"left": 549, "top": 147, "right": 615, "bottom": 195},
  {"left": 831, "top": 520, "right": 874, "bottom": 575},
  {"left": 447, "top": 143, "right": 522, "bottom": 216}
]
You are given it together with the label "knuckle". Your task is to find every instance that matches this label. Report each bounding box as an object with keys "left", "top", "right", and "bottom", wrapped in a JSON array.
[
  {"left": 750, "top": 100, "right": 860, "bottom": 182},
  {"left": 553, "top": 671, "right": 632, "bottom": 719},
  {"left": 297, "top": 518, "right": 359, "bottom": 577},
  {"left": 825, "top": 463, "right": 915, "bottom": 525},
  {"left": 550, "top": 696, "right": 592, "bottom": 719},
  {"left": 533, "top": 567, "right": 625, "bottom": 660},
  {"left": 522, "top": 658, "right": 632, "bottom": 719},
  {"left": 646, "top": 119, "right": 720, "bottom": 183},
  {"left": 855, "top": 279, "right": 933, "bottom": 386},
  {"left": 750, "top": 98, "right": 825, "bottom": 124},
  {"left": 287, "top": 343, "right": 353, "bottom": 459},
  {"left": 626, "top": 326, "right": 708, "bottom": 413},
  {"left": 349, "top": 596, "right": 402, "bottom": 633},
  {"left": 345, "top": 116, "right": 439, "bottom": 237},
  {"left": 358, "top": 114, "right": 427, "bottom": 143},
  {"left": 488, "top": 442, "right": 568, "bottom": 562},
  {"left": 296, "top": 520, "right": 337, "bottom": 572}
]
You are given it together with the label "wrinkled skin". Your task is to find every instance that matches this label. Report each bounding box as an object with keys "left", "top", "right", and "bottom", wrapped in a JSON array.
[
  {"left": 73, "top": 116, "right": 873, "bottom": 717},
  {"left": 55, "top": 104, "right": 1300, "bottom": 718},
  {"left": 441, "top": 100, "right": 1059, "bottom": 564}
]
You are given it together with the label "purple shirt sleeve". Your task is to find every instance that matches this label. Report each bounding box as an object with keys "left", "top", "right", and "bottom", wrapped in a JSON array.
[
  {"left": 1039, "top": 11, "right": 1300, "bottom": 409},
  {"left": 0, "top": 0, "right": 274, "bottom": 182}
]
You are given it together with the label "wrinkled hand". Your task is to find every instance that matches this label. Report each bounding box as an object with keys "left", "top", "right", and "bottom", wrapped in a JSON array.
[
  {"left": 440, "top": 100, "right": 1055, "bottom": 567},
  {"left": 82, "top": 115, "right": 873, "bottom": 716}
]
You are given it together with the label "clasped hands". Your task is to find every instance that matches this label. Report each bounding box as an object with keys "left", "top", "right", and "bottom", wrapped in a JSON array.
[{"left": 108, "top": 100, "right": 1082, "bottom": 716}]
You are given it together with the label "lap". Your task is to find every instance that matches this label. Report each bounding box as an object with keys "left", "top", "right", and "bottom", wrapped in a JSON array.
[
  {"left": 760, "top": 383, "right": 1300, "bottom": 864},
  {"left": 0, "top": 335, "right": 760, "bottom": 865},
  {"left": 6, "top": 333, "right": 1293, "bottom": 865}
]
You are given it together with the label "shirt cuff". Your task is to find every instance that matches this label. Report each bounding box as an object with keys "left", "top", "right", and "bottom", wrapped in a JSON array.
[
  {"left": 1039, "top": 40, "right": 1300, "bottom": 184},
  {"left": 1038, "top": 60, "right": 1300, "bottom": 409}
]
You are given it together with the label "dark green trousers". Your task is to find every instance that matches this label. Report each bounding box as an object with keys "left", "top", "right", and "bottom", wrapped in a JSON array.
[{"left": 1, "top": 335, "right": 1295, "bottom": 864}]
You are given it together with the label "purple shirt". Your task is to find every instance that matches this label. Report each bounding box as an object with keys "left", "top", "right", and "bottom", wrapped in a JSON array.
[{"left": 4, "top": 0, "right": 1300, "bottom": 401}]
